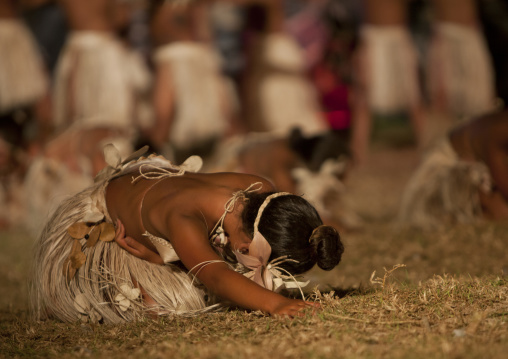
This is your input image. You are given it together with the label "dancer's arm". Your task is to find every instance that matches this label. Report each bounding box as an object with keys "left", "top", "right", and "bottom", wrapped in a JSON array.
[
  {"left": 115, "top": 218, "right": 317, "bottom": 317},
  {"left": 478, "top": 190, "right": 508, "bottom": 220},
  {"left": 167, "top": 214, "right": 317, "bottom": 317},
  {"left": 484, "top": 142, "right": 508, "bottom": 202},
  {"left": 114, "top": 220, "right": 164, "bottom": 265},
  {"left": 479, "top": 129, "right": 508, "bottom": 219}
]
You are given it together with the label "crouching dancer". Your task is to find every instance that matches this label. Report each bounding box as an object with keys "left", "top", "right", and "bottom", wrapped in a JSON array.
[
  {"left": 398, "top": 110, "right": 508, "bottom": 229},
  {"left": 31, "top": 146, "right": 344, "bottom": 323}
]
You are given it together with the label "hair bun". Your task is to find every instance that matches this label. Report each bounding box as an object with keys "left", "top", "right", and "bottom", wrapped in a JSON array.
[{"left": 309, "top": 225, "right": 344, "bottom": 271}]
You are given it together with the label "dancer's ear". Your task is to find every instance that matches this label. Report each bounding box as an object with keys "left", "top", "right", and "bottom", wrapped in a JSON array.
[{"left": 114, "top": 219, "right": 164, "bottom": 265}]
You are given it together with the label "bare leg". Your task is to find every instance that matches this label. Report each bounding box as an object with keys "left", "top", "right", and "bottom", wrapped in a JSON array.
[
  {"left": 350, "top": 90, "right": 371, "bottom": 166},
  {"left": 409, "top": 102, "right": 427, "bottom": 151},
  {"left": 349, "top": 43, "right": 372, "bottom": 166}
]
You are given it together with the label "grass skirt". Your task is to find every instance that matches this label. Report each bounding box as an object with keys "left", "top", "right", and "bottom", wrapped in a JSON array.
[
  {"left": 249, "top": 33, "right": 327, "bottom": 136},
  {"left": 0, "top": 19, "right": 47, "bottom": 112},
  {"left": 31, "top": 156, "right": 216, "bottom": 323},
  {"left": 359, "top": 25, "right": 420, "bottom": 114},
  {"left": 427, "top": 22, "right": 496, "bottom": 118},
  {"left": 153, "top": 42, "right": 229, "bottom": 150},
  {"left": 398, "top": 138, "right": 491, "bottom": 229},
  {"left": 53, "top": 31, "right": 151, "bottom": 132}
]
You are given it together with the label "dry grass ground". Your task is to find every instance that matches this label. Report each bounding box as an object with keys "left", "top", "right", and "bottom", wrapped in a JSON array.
[{"left": 1, "top": 135, "right": 507, "bottom": 358}]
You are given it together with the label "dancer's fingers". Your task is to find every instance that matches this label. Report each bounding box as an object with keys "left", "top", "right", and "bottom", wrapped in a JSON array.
[
  {"left": 124, "top": 236, "right": 164, "bottom": 265},
  {"left": 113, "top": 219, "right": 163, "bottom": 264},
  {"left": 304, "top": 301, "right": 320, "bottom": 308},
  {"left": 114, "top": 219, "right": 125, "bottom": 241}
]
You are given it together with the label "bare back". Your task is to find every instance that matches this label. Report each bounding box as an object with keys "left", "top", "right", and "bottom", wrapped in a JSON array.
[
  {"left": 364, "top": 0, "right": 408, "bottom": 25},
  {"left": 0, "top": 0, "right": 17, "bottom": 18},
  {"left": 431, "top": 0, "right": 479, "bottom": 26},
  {"left": 149, "top": 1, "right": 212, "bottom": 46},
  {"left": 105, "top": 171, "right": 273, "bottom": 251},
  {"left": 58, "top": 0, "right": 113, "bottom": 31}
]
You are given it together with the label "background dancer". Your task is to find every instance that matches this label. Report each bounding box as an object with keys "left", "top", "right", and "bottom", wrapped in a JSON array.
[
  {"left": 0, "top": 0, "right": 52, "bottom": 227},
  {"left": 351, "top": 0, "right": 425, "bottom": 164},
  {"left": 147, "top": 0, "right": 235, "bottom": 164},
  {"left": 399, "top": 109, "right": 508, "bottom": 229},
  {"left": 24, "top": 0, "right": 152, "bottom": 235},
  {"left": 427, "top": 0, "right": 496, "bottom": 121}
]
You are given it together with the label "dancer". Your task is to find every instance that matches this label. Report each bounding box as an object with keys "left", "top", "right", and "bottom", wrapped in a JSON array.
[
  {"left": 148, "top": 0, "right": 234, "bottom": 163},
  {"left": 0, "top": 0, "right": 51, "bottom": 227},
  {"left": 23, "top": 126, "right": 132, "bottom": 237},
  {"left": 0, "top": 0, "right": 52, "bottom": 149},
  {"left": 24, "top": 0, "right": 151, "bottom": 235},
  {"left": 352, "top": 0, "right": 425, "bottom": 163},
  {"left": 32, "top": 146, "right": 344, "bottom": 323},
  {"left": 239, "top": 0, "right": 328, "bottom": 136},
  {"left": 53, "top": 0, "right": 151, "bottom": 139},
  {"left": 427, "top": 0, "right": 496, "bottom": 120},
  {"left": 398, "top": 110, "right": 508, "bottom": 229}
]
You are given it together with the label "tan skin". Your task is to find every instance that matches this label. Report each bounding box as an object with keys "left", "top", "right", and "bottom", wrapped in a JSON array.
[
  {"left": 449, "top": 111, "right": 508, "bottom": 220},
  {"left": 239, "top": 138, "right": 299, "bottom": 194},
  {"left": 430, "top": 0, "right": 479, "bottom": 27},
  {"left": 0, "top": 0, "right": 17, "bottom": 17},
  {"left": 106, "top": 171, "right": 318, "bottom": 317},
  {"left": 58, "top": 0, "right": 114, "bottom": 32},
  {"left": 58, "top": 0, "right": 134, "bottom": 40},
  {"left": 363, "top": 0, "right": 408, "bottom": 25}
]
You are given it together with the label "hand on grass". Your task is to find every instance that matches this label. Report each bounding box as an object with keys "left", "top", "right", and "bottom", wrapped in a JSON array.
[
  {"left": 270, "top": 298, "right": 320, "bottom": 318},
  {"left": 114, "top": 219, "right": 164, "bottom": 265}
]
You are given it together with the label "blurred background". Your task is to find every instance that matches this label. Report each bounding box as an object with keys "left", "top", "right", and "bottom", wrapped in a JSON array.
[{"left": 0, "top": 0, "right": 507, "bottom": 237}]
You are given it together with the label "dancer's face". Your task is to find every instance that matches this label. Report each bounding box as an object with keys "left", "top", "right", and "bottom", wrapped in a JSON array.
[
  {"left": 228, "top": 231, "right": 252, "bottom": 255},
  {"left": 227, "top": 204, "right": 252, "bottom": 255}
]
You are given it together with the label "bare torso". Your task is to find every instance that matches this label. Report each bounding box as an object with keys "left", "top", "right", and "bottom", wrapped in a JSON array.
[
  {"left": 239, "top": 139, "right": 299, "bottom": 193},
  {"left": 58, "top": 0, "right": 113, "bottom": 31},
  {"left": 0, "top": 0, "right": 17, "bottom": 18},
  {"left": 149, "top": 1, "right": 212, "bottom": 46},
  {"left": 431, "top": 0, "right": 479, "bottom": 26},
  {"left": 105, "top": 171, "right": 273, "bottom": 252},
  {"left": 364, "top": 0, "right": 408, "bottom": 26}
]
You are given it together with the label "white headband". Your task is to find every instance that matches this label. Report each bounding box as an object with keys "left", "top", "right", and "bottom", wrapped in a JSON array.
[{"left": 253, "top": 192, "right": 292, "bottom": 235}]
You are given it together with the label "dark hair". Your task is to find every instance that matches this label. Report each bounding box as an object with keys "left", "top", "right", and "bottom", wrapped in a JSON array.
[
  {"left": 242, "top": 192, "right": 344, "bottom": 274},
  {"left": 289, "top": 127, "right": 351, "bottom": 172}
]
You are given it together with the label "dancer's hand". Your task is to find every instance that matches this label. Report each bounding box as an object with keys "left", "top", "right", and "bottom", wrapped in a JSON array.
[
  {"left": 270, "top": 298, "right": 320, "bottom": 318},
  {"left": 114, "top": 219, "right": 164, "bottom": 265}
]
